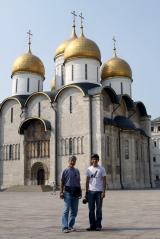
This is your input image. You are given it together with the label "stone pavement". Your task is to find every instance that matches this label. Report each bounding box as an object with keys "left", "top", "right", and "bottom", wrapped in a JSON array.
[{"left": 0, "top": 190, "right": 160, "bottom": 239}]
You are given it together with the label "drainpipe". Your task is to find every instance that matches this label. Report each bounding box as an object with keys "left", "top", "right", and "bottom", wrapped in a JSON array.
[
  {"left": 51, "top": 102, "right": 57, "bottom": 189},
  {"left": 118, "top": 129, "right": 124, "bottom": 189},
  {"left": 89, "top": 96, "right": 93, "bottom": 156},
  {"left": 148, "top": 136, "right": 153, "bottom": 188}
]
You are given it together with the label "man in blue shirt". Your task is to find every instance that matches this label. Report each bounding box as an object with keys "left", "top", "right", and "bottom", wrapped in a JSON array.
[{"left": 60, "top": 156, "right": 81, "bottom": 233}]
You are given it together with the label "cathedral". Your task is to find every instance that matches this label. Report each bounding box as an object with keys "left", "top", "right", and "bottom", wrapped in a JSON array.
[{"left": 0, "top": 14, "right": 152, "bottom": 190}]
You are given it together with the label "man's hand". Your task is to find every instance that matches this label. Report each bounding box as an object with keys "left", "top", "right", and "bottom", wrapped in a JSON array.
[
  {"left": 101, "top": 191, "right": 105, "bottom": 199},
  {"left": 60, "top": 192, "right": 64, "bottom": 199}
]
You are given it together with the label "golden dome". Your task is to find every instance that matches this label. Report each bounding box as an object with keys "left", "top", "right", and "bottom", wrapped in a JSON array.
[
  {"left": 101, "top": 56, "right": 132, "bottom": 80},
  {"left": 11, "top": 52, "right": 45, "bottom": 79},
  {"left": 54, "top": 27, "right": 77, "bottom": 60},
  {"left": 64, "top": 33, "right": 101, "bottom": 63},
  {"left": 51, "top": 78, "right": 55, "bottom": 91}
]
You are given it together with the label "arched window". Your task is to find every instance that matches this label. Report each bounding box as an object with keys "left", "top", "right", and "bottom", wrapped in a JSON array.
[
  {"left": 16, "top": 78, "right": 18, "bottom": 92},
  {"left": 85, "top": 64, "right": 87, "bottom": 80},
  {"left": 69, "top": 138, "right": 73, "bottom": 155},
  {"left": 121, "top": 82, "right": 123, "bottom": 94},
  {"left": 125, "top": 140, "right": 129, "bottom": 159},
  {"left": 77, "top": 137, "right": 81, "bottom": 154},
  {"left": 27, "top": 78, "right": 30, "bottom": 92}
]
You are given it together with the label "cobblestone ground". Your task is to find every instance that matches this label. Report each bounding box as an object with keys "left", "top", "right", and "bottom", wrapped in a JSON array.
[{"left": 0, "top": 190, "right": 160, "bottom": 239}]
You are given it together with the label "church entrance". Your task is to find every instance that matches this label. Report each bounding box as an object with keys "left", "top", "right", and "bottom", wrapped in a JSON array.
[
  {"left": 37, "top": 168, "right": 45, "bottom": 185},
  {"left": 19, "top": 117, "right": 51, "bottom": 185},
  {"left": 31, "top": 162, "right": 49, "bottom": 185}
]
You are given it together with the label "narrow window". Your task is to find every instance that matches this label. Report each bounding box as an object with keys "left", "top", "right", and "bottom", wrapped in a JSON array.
[
  {"left": 97, "top": 67, "right": 99, "bottom": 82},
  {"left": 72, "top": 65, "right": 74, "bottom": 81},
  {"left": 70, "top": 96, "right": 72, "bottom": 113},
  {"left": 85, "top": 64, "right": 87, "bottom": 80},
  {"left": 27, "top": 78, "right": 30, "bottom": 92},
  {"left": 16, "top": 78, "right": 18, "bottom": 93},
  {"left": 38, "top": 80, "right": 40, "bottom": 92},
  {"left": 154, "top": 141, "right": 157, "bottom": 147},
  {"left": 135, "top": 141, "right": 138, "bottom": 160},
  {"left": 11, "top": 108, "right": 13, "bottom": 123},
  {"left": 158, "top": 126, "right": 160, "bottom": 131},
  {"left": 38, "top": 102, "right": 41, "bottom": 117},
  {"left": 125, "top": 140, "right": 129, "bottom": 159},
  {"left": 69, "top": 138, "right": 73, "bottom": 155},
  {"left": 9, "top": 145, "right": 13, "bottom": 160},
  {"left": 61, "top": 65, "right": 64, "bottom": 85},
  {"left": 117, "top": 138, "right": 119, "bottom": 158},
  {"left": 151, "top": 126, "right": 154, "bottom": 131},
  {"left": 106, "top": 136, "right": 110, "bottom": 157},
  {"left": 121, "top": 82, "right": 123, "bottom": 94},
  {"left": 153, "top": 157, "right": 156, "bottom": 162}
]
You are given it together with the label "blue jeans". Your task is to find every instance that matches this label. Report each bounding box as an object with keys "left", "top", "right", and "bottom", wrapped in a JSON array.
[
  {"left": 88, "top": 191, "right": 103, "bottom": 229},
  {"left": 62, "top": 191, "right": 79, "bottom": 230}
]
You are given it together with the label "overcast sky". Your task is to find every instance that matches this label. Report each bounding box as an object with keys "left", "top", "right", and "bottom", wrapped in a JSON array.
[{"left": 0, "top": 0, "right": 159, "bottom": 119}]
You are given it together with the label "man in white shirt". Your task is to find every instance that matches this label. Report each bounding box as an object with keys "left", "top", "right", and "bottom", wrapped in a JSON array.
[{"left": 85, "top": 154, "right": 106, "bottom": 231}]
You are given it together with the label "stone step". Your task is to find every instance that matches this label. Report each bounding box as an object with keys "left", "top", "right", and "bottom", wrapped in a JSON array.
[{"left": 5, "top": 185, "right": 53, "bottom": 192}]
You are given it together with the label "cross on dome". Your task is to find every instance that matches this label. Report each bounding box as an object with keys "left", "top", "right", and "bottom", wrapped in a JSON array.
[
  {"left": 112, "top": 36, "right": 117, "bottom": 57},
  {"left": 27, "top": 30, "right": 33, "bottom": 53}
]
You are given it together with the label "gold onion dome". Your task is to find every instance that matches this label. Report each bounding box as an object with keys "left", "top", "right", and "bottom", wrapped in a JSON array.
[
  {"left": 54, "top": 27, "right": 77, "bottom": 60},
  {"left": 101, "top": 56, "right": 132, "bottom": 80},
  {"left": 51, "top": 78, "right": 55, "bottom": 91},
  {"left": 11, "top": 51, "right": 45, "bottom": 79},
  {"left": 64, "top": 31, "right": 101, "bottom": 63}
]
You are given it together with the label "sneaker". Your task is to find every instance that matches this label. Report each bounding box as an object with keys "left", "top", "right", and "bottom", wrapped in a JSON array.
[
  {"left": 68, "top": 228, "right": 76, "bottom": 232},
  {"left": 63, "top": 229, "right": 69, "bottom": 233},
  {"left": 96, "top": 227, "right": 102, "bottom": 231},
  {"left": 86, "top": 227, "right": 96, "bottom": 231}
]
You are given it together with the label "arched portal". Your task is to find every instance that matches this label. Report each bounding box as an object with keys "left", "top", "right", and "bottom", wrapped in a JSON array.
[
  {"left": 19, "top": 117, "right": 51, "bottom": 185},
  {"left": 31, "top": 162, "right": 49, "bottom": 185}
]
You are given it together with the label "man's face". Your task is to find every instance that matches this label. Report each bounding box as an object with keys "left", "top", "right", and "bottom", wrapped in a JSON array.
[
  {"left": 91, "top": 157, "right": 99, "bottom": 167},
  {"left": 69, "top": 159, "right": 76, "bottom": 168}
]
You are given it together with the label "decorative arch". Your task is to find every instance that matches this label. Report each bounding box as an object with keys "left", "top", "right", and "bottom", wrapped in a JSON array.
[
  {"left": 101, "top": 86, "right": 119, "bottom": 104},
  {"left": 135, "top": 101, "right": 148, "bottom": 117},
  {"left": 24, "top": 92, "right": 52, "bottom": 107},
  {"left": 54, "top": 84, "right": 86, "bottom": 102},
  {"left": 18, "top": 117, "right": 51, "bottom": 135},
  {"left": 122, "top": 94, "right": 135, "bottom": 110},
  {"left": 0, "top": 97, "right": 22, "bottom": 111}
]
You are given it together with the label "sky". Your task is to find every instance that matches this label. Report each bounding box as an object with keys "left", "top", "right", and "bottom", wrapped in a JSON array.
[{"left": 0, "top": 0, "right": 159, "bottom": 119}]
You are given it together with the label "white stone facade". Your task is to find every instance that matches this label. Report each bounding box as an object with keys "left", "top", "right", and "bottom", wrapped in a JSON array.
[
  {"left": 12, "top": 72, "right": 44, "bottom": 96},
  {"left": 101, "top": 76, "right": 132, "bottom": 97}
]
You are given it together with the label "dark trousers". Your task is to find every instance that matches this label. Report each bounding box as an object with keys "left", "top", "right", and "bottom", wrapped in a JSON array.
[{"left": 88, "top": 191, "right": 103, "bottom": 229}]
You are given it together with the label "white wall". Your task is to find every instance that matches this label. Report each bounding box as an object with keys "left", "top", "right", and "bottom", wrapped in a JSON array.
[
  {"left": 65, "top": 58, "right": 100, "bottom": 85},
  {"left": 12, "top": 72, "right": 44, "bottom": 96},
  {"left": 102, "top": 77, "right": 132, "bottom": 97},
  {"left": 55, "top": 55, "right": 64, "bottom": 90}
]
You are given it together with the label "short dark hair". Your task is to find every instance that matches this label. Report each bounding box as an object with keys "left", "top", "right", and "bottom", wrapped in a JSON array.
[
  {"left": 69, "top": 155, "right": 77, "bottom": 161},
  {"left": 91, "top": 154, "right": 99, "bottom": 160}
]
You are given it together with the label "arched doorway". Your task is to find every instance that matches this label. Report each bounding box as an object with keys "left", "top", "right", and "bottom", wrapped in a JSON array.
[
  {"left": 37, "top": 168, "right": 45, "bottom": 185},
  {"left": 31, "top": 162, "right": 49, "bottom": 185}
]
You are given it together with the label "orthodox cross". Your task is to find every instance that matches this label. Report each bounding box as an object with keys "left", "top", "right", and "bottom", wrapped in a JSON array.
[
  {"left": 112, "top": 36, "right": 117, "bottom": 56},
  {"left": 27, "top": 30, "right": 33, "bottom": 52},
  {"left": 71, "top": 11, "right": 77, "bottom": 26},
  {"left": 79, "top": 12, "right": 84, "bottom": 28}
]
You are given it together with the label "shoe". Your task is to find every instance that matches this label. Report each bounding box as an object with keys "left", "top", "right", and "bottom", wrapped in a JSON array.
[
  {"left": 63, "top": 229, "right": 69, "bottom": 233},
  {"left": 86, "top": 227, "right": 96, "bottom": 231},
  {"left": 96, "top": 227, "right": 102, "bottom": 231},
  {"left": 68, "top": 228, "right": 76, "bottom": 232}
]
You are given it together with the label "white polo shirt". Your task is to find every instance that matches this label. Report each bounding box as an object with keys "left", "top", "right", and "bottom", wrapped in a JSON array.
[{"left": 86, "top": 165, "right": 106, "bottom": 192}]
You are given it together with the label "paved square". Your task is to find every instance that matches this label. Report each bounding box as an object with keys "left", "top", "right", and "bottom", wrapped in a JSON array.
[{"left": 0, "top": 190, "right": 160, "bottom": 239}]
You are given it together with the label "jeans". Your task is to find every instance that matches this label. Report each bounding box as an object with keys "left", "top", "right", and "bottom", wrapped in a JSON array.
[
  {"left": 88, "top": 191, "right": 103, "bottom": 229},
  {"left": 62, "top": 191, "right": 79, "bottom": 230}
]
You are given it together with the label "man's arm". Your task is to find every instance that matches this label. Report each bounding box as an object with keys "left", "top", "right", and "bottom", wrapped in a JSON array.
[
  {"left": 60, "top": 180, "right": 64, "bottom": 199},
  {"left": 101, "top": 176, "right": 106, "bottom": 198},
  {"left": 86, "top": 176, "right": 90, "bottom": 192}
]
